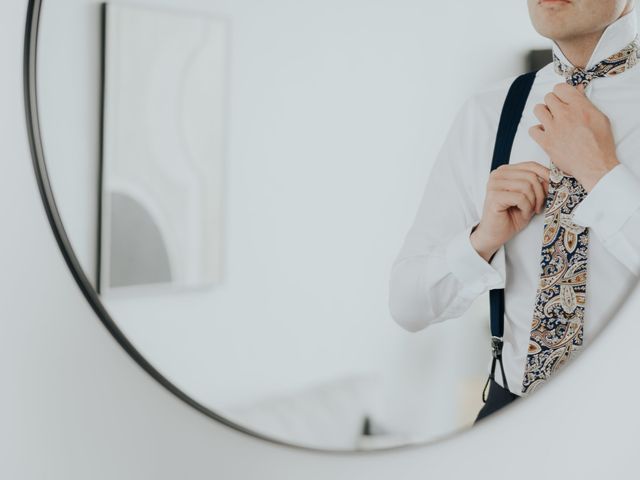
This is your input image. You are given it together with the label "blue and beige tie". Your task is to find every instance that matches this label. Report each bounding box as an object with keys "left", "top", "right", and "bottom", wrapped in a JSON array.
[{"left": 521, "top": 36, "right": 640, "bottom": 395}]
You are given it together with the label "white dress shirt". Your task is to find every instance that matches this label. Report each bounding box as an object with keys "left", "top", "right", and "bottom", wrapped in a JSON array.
[{"left": 389, "top": 9, "right": 640, "bottom": 395}]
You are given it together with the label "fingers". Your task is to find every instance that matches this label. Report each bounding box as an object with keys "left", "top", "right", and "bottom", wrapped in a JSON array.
[
  {"left": 490, "top": 172, "right": 547, "bottom": 213},
  {"left": 490, "top": 179, "right": 543, "bottom": 214},
  {"left": 490, "top": 166, "right": 548, "bottom": 213},
  {"left": 509, "top": 160, "right": 551, "bottom": 183},
  {"left": 552, "top": 82, "right": 582, "bottom": 103},
  {"left": 528, "top": 124, "right": 547, "bottom": 150},
  {"left": 493, "top": 190, "right": 534, "bottom": 218},
  {"left": 533, "top": 103, "right": 553, "bottom": 126},
  {"left": 543, "top": 92, "right": 567, "bottom": 115},
  {"left": 493, "top": 163, "right": 549, "bottom": 189}
]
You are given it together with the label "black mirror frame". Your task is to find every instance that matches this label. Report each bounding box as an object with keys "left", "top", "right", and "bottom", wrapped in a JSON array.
[{"left": 23, "top": 0, "right": 572, "bottom": 456}]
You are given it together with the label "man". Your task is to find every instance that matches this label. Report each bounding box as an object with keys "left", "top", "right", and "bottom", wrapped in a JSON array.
[{"left": 389, "top": 0, "right": 640, "bottom": 420}]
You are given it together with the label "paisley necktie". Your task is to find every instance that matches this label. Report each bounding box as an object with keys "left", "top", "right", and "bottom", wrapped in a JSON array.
[{"left": 521, "top": 35, "right": 640, "bottom": 395}]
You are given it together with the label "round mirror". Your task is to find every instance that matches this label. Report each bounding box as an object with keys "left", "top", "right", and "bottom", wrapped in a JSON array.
[{"left": 27, "top": 0, "right": 640, "bottom": 452}]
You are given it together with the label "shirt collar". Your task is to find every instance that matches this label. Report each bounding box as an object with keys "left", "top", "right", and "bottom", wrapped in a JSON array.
[{"left": 552, "top": 8, "right": 638, "bottom": 71}]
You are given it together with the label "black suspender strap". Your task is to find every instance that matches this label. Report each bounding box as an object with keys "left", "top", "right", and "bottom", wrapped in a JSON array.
[{"left": 481, "top": 70, "right": 538, "bottom": 403}]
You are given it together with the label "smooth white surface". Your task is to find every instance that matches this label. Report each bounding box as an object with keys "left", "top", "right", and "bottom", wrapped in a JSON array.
[
  {"left": 4, "top": 1, "right": 640, "bottom": 478},
  {"left": 390, "top": 10, "right": 640, "bottom": 395}
]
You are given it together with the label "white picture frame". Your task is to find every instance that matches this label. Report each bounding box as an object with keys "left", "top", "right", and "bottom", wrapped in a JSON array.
[{"left": 99, "top": 2, "right": 228, "bottom": 296}]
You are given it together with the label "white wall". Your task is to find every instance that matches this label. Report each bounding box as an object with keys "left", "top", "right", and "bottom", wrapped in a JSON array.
[
  {"left": 4, "top": 0, "right": 640, "bottom": 478},
  {"left": 35, "top": 0, "right": 550, "bottom": 443}
]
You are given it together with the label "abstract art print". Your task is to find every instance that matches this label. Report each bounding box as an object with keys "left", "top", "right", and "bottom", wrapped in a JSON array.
[{"left": 99, "top": 3, "right": 227, "bottom": 295}]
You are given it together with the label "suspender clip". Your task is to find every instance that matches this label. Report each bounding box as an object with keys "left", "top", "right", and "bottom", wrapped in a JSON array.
[
  {"left": 491, "top": 336, "right": 504, "bottom": 359},
  {"left": 483, "top": 335, "right": 510, "bottom": 402}
]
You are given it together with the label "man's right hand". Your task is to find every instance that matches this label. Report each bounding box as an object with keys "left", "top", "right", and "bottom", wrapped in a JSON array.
[{"left": 470, "top": 161, "right": 551, "bottom": 262}]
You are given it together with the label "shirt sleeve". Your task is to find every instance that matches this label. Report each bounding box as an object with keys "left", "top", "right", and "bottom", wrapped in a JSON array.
[
  {"left": 388, "top": 96, "right": 505, "bottom": 333},
  {"left": 572, "top": 163, "right": 640, "bottom": 275}
]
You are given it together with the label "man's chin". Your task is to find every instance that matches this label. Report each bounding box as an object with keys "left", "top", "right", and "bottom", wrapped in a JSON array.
[{"left": 531, "top": 24, "right": 575, "bottom": 42}]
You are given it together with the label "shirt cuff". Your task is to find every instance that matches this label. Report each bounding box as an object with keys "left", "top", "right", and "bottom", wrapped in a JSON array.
[
  {"left": 445, "top": 225, "right": 505, "bottom": 298},
  {"left": 572, "top": 164, "right": 640, "bottom": 240}
]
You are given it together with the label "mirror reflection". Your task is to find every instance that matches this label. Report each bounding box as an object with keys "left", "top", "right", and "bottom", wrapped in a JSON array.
[{"left": 36, "top": 0, "right": 640, "bottom": 451}]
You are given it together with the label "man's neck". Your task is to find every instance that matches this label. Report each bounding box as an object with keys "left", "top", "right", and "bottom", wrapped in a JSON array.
[
  {"left": 555, "top": 31, "right": 605, "bottom": 69},
  {"left": 554, "top": 4, "right": 634, "bottom": 69}
]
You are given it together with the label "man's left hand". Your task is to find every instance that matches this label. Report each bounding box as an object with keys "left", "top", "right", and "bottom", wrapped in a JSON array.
[{"left": 529, "top": 82, "right": 620, "bottom": 192}]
